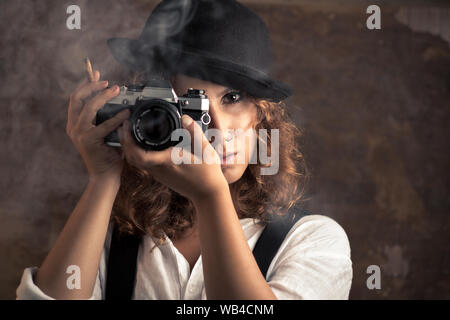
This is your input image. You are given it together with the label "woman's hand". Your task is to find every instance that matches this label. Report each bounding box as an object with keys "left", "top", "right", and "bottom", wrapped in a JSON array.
[
  {"left": 66, "top": 70, "right": 130, "bottom": 182},
  {"left": 117, "top": 115, "right": 228, "bottom": 203}
]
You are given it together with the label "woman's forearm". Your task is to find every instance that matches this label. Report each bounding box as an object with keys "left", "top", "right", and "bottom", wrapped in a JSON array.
[
  {"left": 35, "top": 175, "right": 120, "bottom": 299},
  {"left": 194, "top": 185, "right": 277, "bottom": 300}
]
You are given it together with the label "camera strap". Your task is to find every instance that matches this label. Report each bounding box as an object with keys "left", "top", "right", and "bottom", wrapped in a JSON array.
[{"left": 105, "top": 206, "right": 310, "bottom": 300}]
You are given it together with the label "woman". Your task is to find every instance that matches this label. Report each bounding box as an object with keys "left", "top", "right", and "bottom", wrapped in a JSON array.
[{"left": 16, "top": 0, "right": 352, "bottom": 299}]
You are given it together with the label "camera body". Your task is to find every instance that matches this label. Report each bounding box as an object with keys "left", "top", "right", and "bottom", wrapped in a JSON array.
[{"left": 95, "top": 79, "right": 210, "bottom": 151}]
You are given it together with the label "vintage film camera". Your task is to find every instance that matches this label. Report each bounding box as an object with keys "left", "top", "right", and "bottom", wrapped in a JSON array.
[{"left": 95, "top": 79, "right": 210, "bottom": 151}]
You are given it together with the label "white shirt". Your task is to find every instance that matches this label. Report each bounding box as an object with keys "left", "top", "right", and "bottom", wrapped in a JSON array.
[{"left": 16, "top": 214, "right": 353, "bottom": 300}]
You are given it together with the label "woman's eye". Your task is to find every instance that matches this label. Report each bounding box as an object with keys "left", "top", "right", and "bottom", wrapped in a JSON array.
[{"left": 223, "top": 91, "right": 243, "bottom": 104}]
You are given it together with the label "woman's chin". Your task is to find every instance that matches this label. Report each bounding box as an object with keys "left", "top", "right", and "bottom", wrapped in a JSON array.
[{"left": 222, "top": 164, "right": 247, "bottom": 184}]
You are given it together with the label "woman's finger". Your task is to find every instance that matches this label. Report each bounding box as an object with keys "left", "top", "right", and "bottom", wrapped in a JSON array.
[
  {"left": 68, "top": 71, "right": 108, "bottom": 129},
  {"left": 181, "top": 115, "right": 219, "bottom": 164},
  {"left": 76, "top": 85, "right": 120, "bottom": 131},
  {"left": 91, "top": 108, "right": 130, "bottom": 140},
  {"left": 119, "top": 120, "right": 171, "bottom": 167},
  {"left": 70, "top": 70, "right": 103, "bottom": 107}
]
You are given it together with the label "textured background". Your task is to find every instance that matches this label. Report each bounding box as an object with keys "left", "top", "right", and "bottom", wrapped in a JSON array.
[{"left": 1, "top": 0, "right": 449, "bottom": 299}]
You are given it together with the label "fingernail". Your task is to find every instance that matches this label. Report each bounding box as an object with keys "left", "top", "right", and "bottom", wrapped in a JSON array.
[
  {"left": 182, "top": 115, "right": 193, "bottom": 127},
  {"left": 100, "top": 80, "right": 108, "bottom": 86}
]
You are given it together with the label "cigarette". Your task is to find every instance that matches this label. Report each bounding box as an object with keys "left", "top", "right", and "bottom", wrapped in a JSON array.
[{"left": 83, "top": 57, "right": 95, "bottom": 82}]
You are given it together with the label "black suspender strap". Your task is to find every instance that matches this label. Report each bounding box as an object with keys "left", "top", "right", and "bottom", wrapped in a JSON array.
[
  {"left": 105, "top": 226, "right": 141, "bottom": 300},
  {"left": 252, "top": 207, "right": 310, "bottom": 279},
  {"left": 105, "top": 206, "right": 310, "bottom": 300}
]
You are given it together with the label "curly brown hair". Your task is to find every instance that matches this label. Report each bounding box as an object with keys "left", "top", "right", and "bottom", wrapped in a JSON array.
[{"left": 110, "top": 72, "right": 309, "bottom": 244}]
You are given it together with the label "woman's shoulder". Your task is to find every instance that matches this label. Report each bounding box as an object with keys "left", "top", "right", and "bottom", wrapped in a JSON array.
[
  {"left": 294, "top": 213, "right": 348, "bottom": 232},
  {"left": 283, "top": 213, "right": 351, "bottom": 257},
  {"left": 268, "top": 213, "right": 353, "bottom": 299}
]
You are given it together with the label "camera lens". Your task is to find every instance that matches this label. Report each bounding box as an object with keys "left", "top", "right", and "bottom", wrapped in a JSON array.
[
  {"left": 131, "top": 99, "right": 182, "bottom": 150},
  {"left": 140, "top": 108, "right": 172, "bottom": 143}
]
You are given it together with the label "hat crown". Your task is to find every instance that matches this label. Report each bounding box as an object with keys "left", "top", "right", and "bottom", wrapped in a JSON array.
[{"left": 138, "top": 0, "right": 271, "bottom": 75}]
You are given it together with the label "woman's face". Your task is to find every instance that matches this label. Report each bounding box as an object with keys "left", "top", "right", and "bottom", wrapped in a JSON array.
[{"left": 171, "top": 74, "right": 258, "bottom": 184}]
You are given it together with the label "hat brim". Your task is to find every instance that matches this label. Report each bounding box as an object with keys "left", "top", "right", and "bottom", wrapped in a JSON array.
[{"left": 107, "top": 37, "right": 292, "bottom": 102}]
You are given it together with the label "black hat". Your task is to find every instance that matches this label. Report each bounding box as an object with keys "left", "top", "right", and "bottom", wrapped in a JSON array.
[{"left": 107, "top": 0, "right": 292, "bottom": 102}]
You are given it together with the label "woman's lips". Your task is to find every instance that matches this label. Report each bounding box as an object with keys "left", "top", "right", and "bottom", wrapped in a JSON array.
[{"left": 221, "top": 152, "right": 238, "bottom": 166}]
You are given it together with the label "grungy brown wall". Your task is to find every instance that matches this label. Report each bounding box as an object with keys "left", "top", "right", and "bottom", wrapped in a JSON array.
[{"left": 0, "top": 0, "right": 449, "bottom": 299}]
